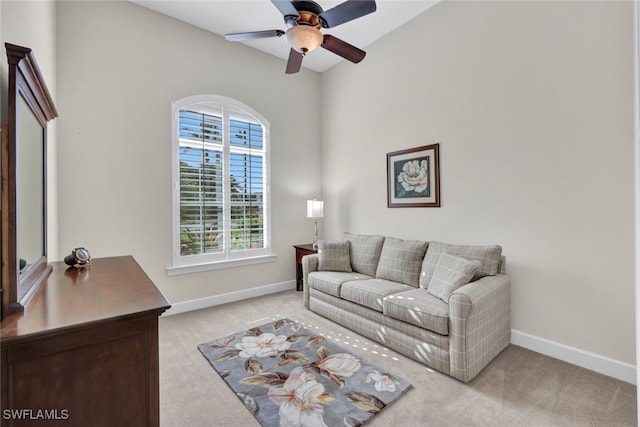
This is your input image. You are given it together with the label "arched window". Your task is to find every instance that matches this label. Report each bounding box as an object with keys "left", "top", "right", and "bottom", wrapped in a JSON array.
[{"left": 168, "top": 95, "right": 273, "bottom": 274}]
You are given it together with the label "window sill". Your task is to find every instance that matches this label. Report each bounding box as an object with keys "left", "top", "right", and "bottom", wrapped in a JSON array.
[{"left": 166, "top": 254, "right": 277, "bottom": 276}]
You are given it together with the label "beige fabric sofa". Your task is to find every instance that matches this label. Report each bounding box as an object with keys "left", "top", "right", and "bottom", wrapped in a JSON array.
[{"left": 302, "top": 232, "right": 510, "bottom": 383}]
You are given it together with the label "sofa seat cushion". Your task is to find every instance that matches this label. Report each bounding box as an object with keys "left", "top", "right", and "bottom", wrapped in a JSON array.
[
  {"left": 340, "top": 279, "right": 414, "bottom": 312},
  {"left": 308, "top": 271, "right": 371, "bottom": 297},
  {"left": 383, "top": 288, "right": 450, "bottom": 335}
]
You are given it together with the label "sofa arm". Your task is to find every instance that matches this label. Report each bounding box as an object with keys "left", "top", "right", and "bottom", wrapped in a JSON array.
[
  {"left": 301, "top": 254, "right": 319, "bottom": 308},
  {"left": 448, "top": 274, "right": 511, "bottom": 382}
]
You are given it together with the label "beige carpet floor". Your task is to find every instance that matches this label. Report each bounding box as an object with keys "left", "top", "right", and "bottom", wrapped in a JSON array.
[{"left": 159, "top": 290, "right": 637, "bottom": 426}]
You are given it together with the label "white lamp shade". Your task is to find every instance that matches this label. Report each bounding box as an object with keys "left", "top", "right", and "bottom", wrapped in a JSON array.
[
  {"left": 286, "top": 25, "right": 323, "bottom": 53},
  {"left": 307, "top": 200, "right": 324, "bottom": 218}
]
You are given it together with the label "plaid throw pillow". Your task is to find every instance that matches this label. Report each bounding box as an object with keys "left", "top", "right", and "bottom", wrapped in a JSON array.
[
  {"left": 427, "top": 254, "right": 481, "bottom": 302},
  {"left": 317, "top": 241, "right": 352, "bottom": 272},
  {"left": 342, "top": 232, "right": 385, "bottom": 276},
  {"left": 419, "top": 242, "right": 502, "bottom": 288},
  {"left": 375, "top": 237, "right": 428, "bottom": 287}
]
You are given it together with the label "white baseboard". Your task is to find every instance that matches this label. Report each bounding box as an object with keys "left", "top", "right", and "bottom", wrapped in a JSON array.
[
  {"left": 162, "top": 280, "right": 296, "bottom": 317},
  {"left": 511, "top": 329, "right": 636, "bottom": 385}
]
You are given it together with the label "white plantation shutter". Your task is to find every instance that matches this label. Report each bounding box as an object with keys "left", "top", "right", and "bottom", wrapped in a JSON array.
[
  {"left": 171, "top": 96, "right": 271, "bottom": 270},
  {"left": 229, "top": 113, "right": 265, "bottom": 251},
  {"left": 178, "top": 109, "right": 224, "bottom": 256}
]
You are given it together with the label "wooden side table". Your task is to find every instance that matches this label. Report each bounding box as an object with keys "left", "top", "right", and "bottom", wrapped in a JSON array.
[{"left": 294, "top": 244, "right": 317, "bottom": 291}]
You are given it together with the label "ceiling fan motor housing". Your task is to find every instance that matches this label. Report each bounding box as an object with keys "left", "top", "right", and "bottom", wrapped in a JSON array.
[{"left": 288, "top": 1, "right": 324, "bottom": 28}]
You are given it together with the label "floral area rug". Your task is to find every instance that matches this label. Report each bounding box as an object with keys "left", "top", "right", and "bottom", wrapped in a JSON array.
[{"left": 198, "top": 318, "right": 412, "bottom": 427}]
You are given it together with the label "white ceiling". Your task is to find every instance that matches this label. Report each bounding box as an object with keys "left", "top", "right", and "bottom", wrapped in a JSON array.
[{"left": 130, "top": 0, "right": 439, "bottom": 72}]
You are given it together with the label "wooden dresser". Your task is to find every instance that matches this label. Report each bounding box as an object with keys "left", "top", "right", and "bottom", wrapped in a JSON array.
[{"left": 0, "top": 256, "right": 170, "bottom": 426}]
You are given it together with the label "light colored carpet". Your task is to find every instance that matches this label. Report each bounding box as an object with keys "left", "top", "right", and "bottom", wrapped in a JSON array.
[{"left": 159, "top": 290, "right": 637, "bottom": 426}]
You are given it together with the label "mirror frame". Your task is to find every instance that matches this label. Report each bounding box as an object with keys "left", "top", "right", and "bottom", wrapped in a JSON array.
[{"left": 2, "top": 43, "right": 57, "bottom": 316}]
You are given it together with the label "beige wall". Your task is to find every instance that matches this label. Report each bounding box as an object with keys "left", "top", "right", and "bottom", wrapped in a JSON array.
[
  {"left": 1, "top": 0, "right": 59, "bottom": 261},
  {"left": 55, "top": 1, "right": 322, "bottom": 303},
  {"left": 321, "top": 0, "right": 635, "bottom": 365}
]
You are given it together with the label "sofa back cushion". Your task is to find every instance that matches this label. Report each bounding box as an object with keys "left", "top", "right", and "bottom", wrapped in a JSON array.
[
  {"left": 375, "top": 237, "right": 428, "bottom": 287},
  {"left": 342, "top": 232, "right": 385, "bottom": 276},
  {"left": 317, "top": 241, "right": 352, "bottom": 272},
  {"left": 427, "top": 254, "right": 481, "bottom": 302},
  {"left": 419, "top": 242, "right": 503, "bottom": 288}
]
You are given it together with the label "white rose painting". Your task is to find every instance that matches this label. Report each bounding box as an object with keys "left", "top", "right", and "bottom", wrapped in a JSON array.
[
  {"left": 395, "top": 158, "right": 430, "bottom": 196},
  {"left": 387, "top": 144, "right": 440, "bottom": 208}
]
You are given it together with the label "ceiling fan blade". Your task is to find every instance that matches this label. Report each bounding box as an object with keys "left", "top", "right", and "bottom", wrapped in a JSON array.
[
  {"left": 225, "top": 30, "right": 285, "bottom": 42},
  {"left": 285, "top": 48, "right": 304, "bottom": 74},
  {"left": 271, "top": 0, "right": 300, "bottom": 18},
  {"left": 321, "top": 34, "right": 366, "bottom": 63},
  {"left": 319, "top": 0, "right": 377, "bottom": 28}
]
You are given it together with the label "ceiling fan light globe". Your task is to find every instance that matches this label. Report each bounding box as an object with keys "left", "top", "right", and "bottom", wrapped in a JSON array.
[{"left": 286, "top": 25, "right": 323, "bottom": 54}]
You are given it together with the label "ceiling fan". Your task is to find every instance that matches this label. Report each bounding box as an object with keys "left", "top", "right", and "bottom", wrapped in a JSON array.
[{"left": 225, "top": 0, "right": 377, "bottom": 74}]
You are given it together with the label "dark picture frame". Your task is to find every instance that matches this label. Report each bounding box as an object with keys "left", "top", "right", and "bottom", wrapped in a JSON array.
[{"left": 387, "top": 143, "right": 440, "bottom": 208}]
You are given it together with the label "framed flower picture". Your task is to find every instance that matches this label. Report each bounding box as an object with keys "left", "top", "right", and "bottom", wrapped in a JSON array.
[{"left": 387, "top": 144, "right": 440, "bottom": 208}]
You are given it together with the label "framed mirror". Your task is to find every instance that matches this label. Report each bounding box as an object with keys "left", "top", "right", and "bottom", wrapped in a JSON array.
[{"left": 2, "top": 43, "right": 57, "bottom": 317}]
